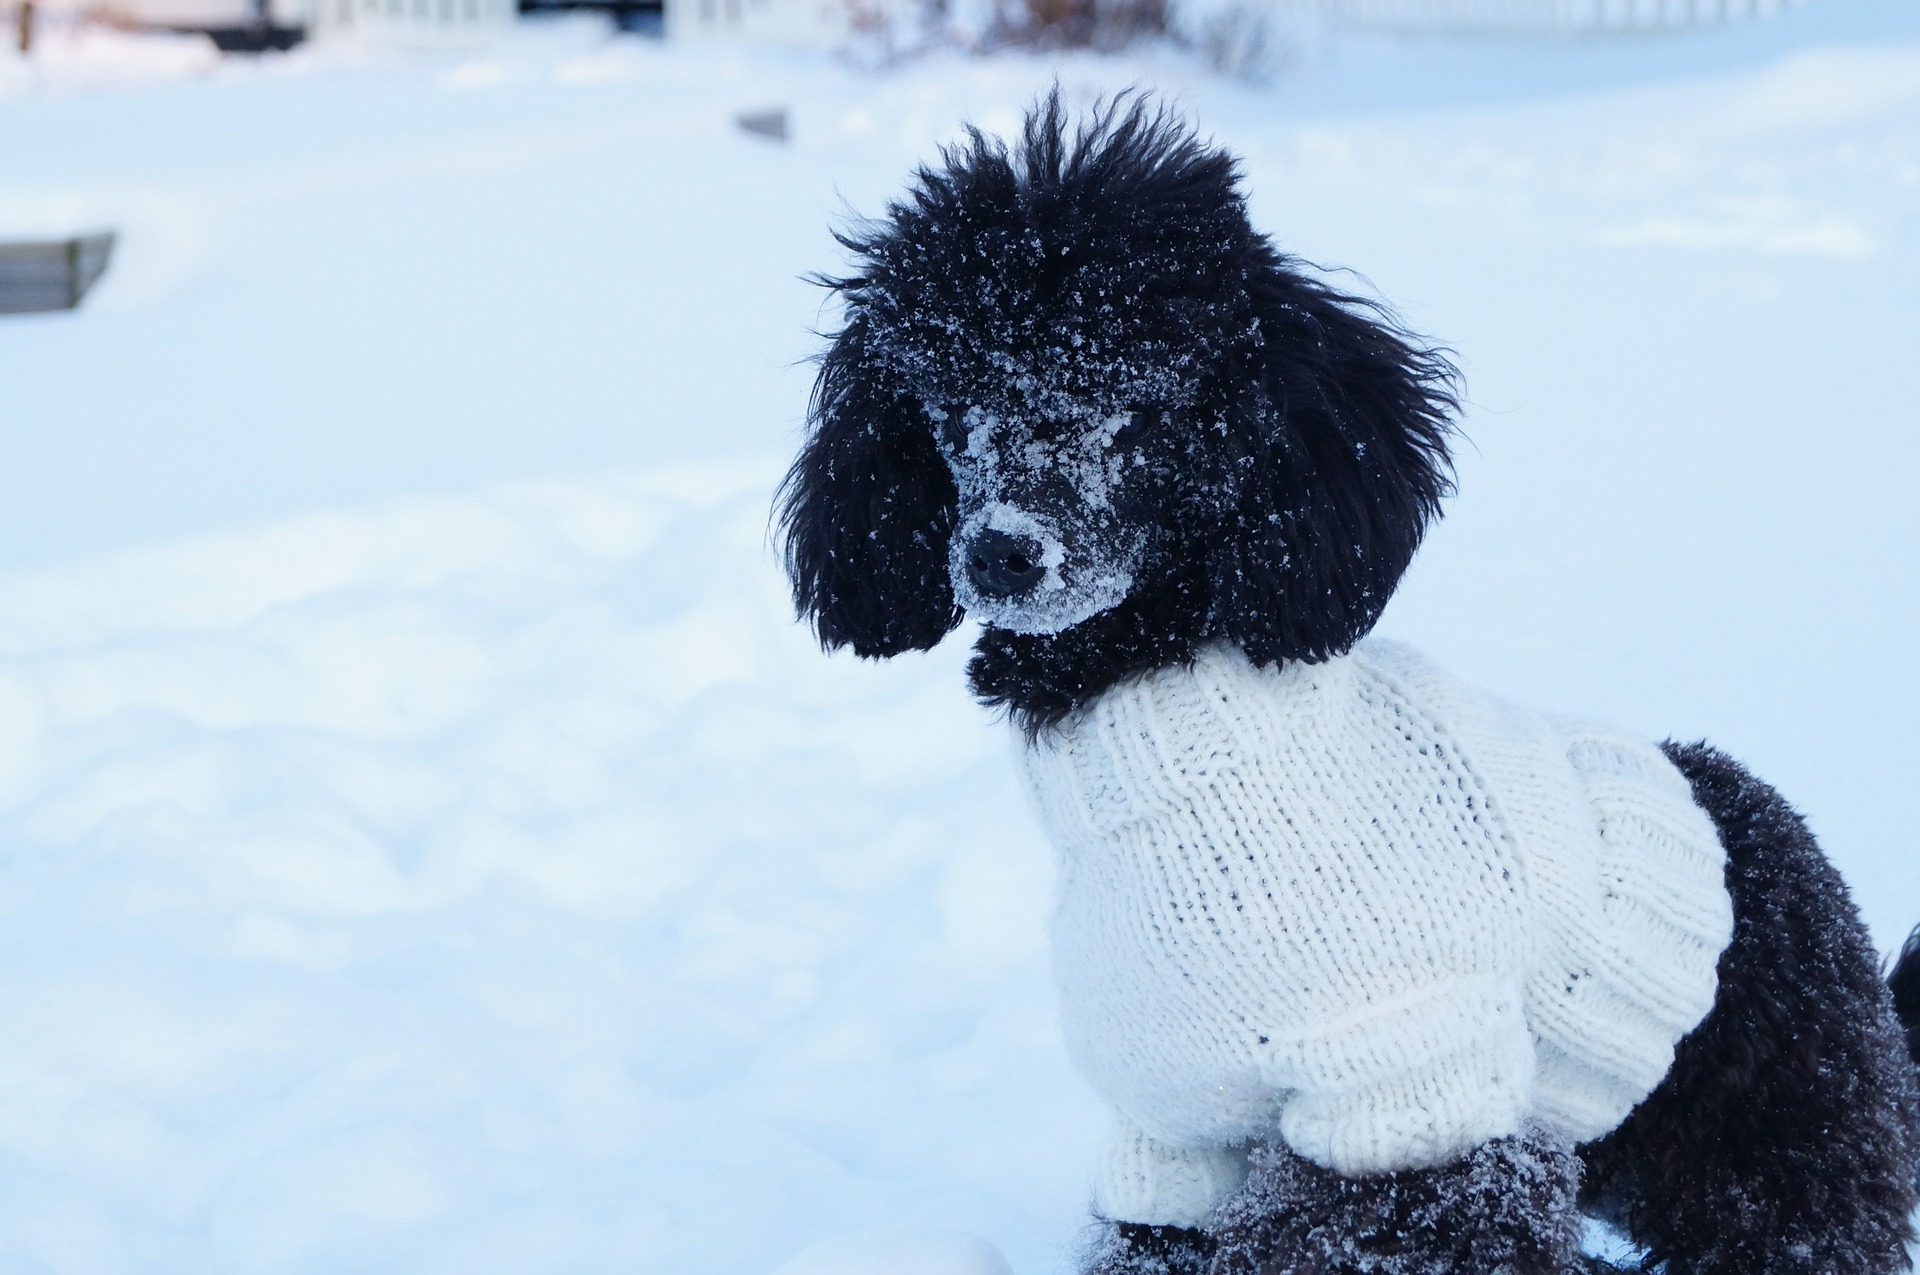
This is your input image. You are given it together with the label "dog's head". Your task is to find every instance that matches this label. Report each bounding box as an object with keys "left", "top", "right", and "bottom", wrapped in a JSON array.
[{"left": 779, "top": 93, "right": 1457, "bottom": 673}]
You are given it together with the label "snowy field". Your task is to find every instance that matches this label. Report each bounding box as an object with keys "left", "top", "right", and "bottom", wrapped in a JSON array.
[{"left": 3, "top": 6, "right": 1920, "bottom": 1273}]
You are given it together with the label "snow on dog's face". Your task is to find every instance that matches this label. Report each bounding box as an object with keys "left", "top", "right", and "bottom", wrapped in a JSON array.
[
  {"left": 936, "top": 402, "right": 1148, "bottom": 635},
  {"left": 865, "top": 218, "right": 1224, "bottom": 636},
  {"left": 928, "top": 386, "right": 1189, "bottom": 634}
]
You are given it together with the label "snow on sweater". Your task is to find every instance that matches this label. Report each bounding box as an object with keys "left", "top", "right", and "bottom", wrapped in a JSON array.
[{"left": 1015, "top": 638, "right": 1734, "bottom": 1227}]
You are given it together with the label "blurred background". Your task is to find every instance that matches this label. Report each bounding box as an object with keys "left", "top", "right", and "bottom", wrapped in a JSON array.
[{"left": 2, "top": 1, "right": 1917, "bottom": 1272}]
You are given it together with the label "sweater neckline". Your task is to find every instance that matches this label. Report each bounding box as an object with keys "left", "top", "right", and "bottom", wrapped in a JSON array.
[{"left": 1032, "top": 639, "right": 1363, "bottom": 750}]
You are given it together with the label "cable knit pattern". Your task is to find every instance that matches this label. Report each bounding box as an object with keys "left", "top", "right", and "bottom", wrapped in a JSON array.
[{"left": 1016, "top": 639, "right": 1733, "bottom": 1226}]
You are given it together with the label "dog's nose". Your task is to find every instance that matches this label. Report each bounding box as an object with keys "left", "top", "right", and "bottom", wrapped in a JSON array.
[{"left": 966, "top": 529, "right": 1048, "bottom": 599}]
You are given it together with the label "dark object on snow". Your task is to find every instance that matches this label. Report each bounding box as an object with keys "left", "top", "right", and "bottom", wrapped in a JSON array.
[
  {"left": 198, "top": 23, "right": 305, "bottom": 50},
  {"left": 776, "top": 93, "right": 1920, "bottom": 1275},
  {"left": 191, "top": 0, "right": 305, "bottom": 54},
  {"left": 612, "top": 5, "right": 661, "bottom": 33},
  {"left": 0, "top": 232, "right": 115, "bottom": 315},
  {"left": 736, "top": 107, "right": 788, "bottom": 143},
  {"left": 16, "top": 0, "right": 32, "bottom": 54},
  {"left": 518, "top": 0, "right": 663, "bottom": 34},
  {"left": 1212, "top": 1134, "right": 1584, "bottom": 1275}
]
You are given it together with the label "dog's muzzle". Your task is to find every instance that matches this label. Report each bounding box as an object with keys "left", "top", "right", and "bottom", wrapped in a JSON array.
[
  {"left": 949, "top": 503, "right": 1135, "bottom": 635},
  {"left": 965, "top": 528, "right": 1048, "bottom": 599}
]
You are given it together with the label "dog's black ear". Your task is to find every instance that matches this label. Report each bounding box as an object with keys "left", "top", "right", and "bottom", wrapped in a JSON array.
[
  {"left": 1207, "top": 253, "right": 1459, "bottom": 665},
  {"left": 776, "top": 314, "right": 962, "bottom": 658}
]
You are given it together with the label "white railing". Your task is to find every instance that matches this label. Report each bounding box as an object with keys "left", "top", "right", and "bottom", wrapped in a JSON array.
[
  {"left": 308, "top": 0, "right": 514, "bottom": 44},
  {"left": 1315, "top": 0, "right": 1795, "bottom": 33},
  {"left": 666, "top": 0, "right": 861, "bottom": 45}
]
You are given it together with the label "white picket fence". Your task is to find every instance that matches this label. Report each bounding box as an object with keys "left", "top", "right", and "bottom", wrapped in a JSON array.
[
  {"left": 1313, "top": 0, "right": 1796, "bottom": 34},
  {"left": 672, "top": 0, "right": 1801, "bottom": 46},
  {"left": 307, "top": 0, "right": 514, "bottom": 44},
  {"left": 666, "top": 0, "right": 857, "bottom": 45}
]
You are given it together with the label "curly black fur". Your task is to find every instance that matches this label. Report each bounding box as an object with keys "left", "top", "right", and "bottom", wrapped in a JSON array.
[
  {"left": 966, "top": 556, "right": 1210, "bottom": 738},
  {"left": 775, "top": 317, "right": 962, "bottom": 658},
  {"left": 1578, "top": 741, "right": 1920, "bottom": 1275},
  {"left": 775, "top": 91, "right": 1458, "bottom": 735},
  {"left": 1083, "top": 1221, "right": 1217, "bottom": 1275},
  {"left": 1889, "top": 925, "right": 1920, "bottom": 1073},
  {"left": 1208, "top": 1133, "right": 1584, "bottom": 1275}
]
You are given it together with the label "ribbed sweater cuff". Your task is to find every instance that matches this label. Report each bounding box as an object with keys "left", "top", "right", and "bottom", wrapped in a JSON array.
[
  {"left": 1095, "top": 1121, "right": 1249, "bottom": 1228},
  {"left": 1277, "top": 1018, "right": 1534, "bottom": 1176}
]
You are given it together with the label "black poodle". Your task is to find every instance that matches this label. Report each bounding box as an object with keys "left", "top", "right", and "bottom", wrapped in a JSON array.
[{"left": 776, "top": 93, "right": 1920, "bottom": 1275}]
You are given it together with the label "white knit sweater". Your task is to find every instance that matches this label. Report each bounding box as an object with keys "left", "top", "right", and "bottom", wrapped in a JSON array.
[{"left": 1015, "top": 639, "right": 1734, "bottom": 1228}]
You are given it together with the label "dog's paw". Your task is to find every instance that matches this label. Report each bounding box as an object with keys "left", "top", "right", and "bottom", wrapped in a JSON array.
[
  {"left": 1082, "top": 1220, "right": 1217, "bottom": 1275},
  {"left": 1207, "top": 1134, "right": 1584, "bottom": 1275}
]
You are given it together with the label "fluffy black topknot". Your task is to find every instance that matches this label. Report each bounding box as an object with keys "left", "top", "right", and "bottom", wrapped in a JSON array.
[{"left": 824, "top": 91, "right": 1250, "bottom": 406}]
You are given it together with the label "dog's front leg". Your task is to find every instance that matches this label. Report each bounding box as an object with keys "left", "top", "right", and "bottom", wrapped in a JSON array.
[
  {"left": 1208, "top": 1132, "right": 1585, "bottom": 1275},
  {"left": 1077, "top": 1118, "right": 1246, "bottom": 1274},
  {"left": 1084, "top": 1221, "right": 1217, "bottom": 1275}
]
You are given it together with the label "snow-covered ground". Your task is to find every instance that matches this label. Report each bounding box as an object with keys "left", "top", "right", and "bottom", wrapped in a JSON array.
[{"left": 2, "top": 7, "right": 1919, "bottom": 1273}]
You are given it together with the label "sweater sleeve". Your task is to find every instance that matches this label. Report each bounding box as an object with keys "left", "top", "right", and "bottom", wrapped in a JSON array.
[
  {"left": 1520, "top": 721, "right": 1733, "bottom": 1141},
  {"left": 1094, "top": 1116, "right": 1249, "bottom": 1228}
]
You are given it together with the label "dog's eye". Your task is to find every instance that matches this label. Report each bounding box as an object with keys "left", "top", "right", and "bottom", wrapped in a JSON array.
[
  {"left": 1109, "top": 409, "right": 1159, "bottom": 447},
  {"left": 936, "top": 414, "right": 970, "bottom": 454}
]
